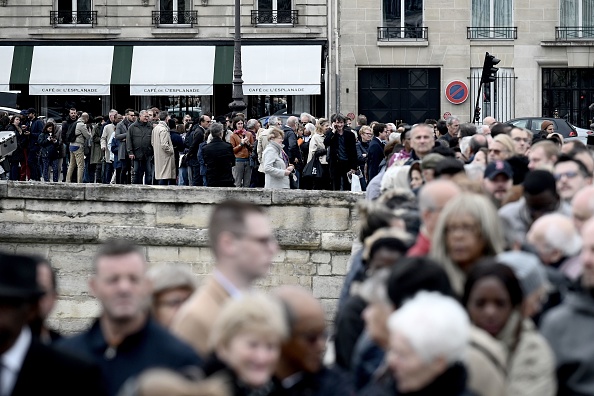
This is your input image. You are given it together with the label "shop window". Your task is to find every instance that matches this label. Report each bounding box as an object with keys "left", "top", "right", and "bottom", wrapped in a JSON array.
[
  {"left": 253, "top": 0, "right": 297, "bottom": 26},
  {"left": 379, "top": 0, "right": 425, "bottom": 40},
  {"left": 52, "top": 0, "right": 96, "bottom": 26},
  {"left": 558, "top": 0, "right": 594, "bottom": 39},
  {"left": 468, "top": 0, "right": 515, "bottom": 39},
  {"left": 154, "top": 0, "right": 197, "bottom": 26}
]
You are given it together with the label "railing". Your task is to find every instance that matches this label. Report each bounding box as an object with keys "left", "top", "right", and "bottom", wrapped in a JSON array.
[
  {"left": 251, "top": 10, "right": 298, "bottom": 26},
  {"left": 152, "top": 10, "right": 198, "bottom": 27},
  {"left": 50, "top": 11, "right": 97, "bottom": 27},
  {"left": 556, "top": 26, "right": 594, "bottom": 40},
  {"left": 377, "top": 26, "right": 428, "bottom": 41},
  {"left": 467, "top": 27, "right": 517, "bottom": 39}
]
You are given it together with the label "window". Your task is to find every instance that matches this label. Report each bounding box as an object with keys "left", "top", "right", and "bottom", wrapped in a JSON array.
[
  {"left": 53, "top": 0, "right": 96, "bottom": 26},
  {"left": 559, "top": 0, "right": 594, "bottom": 38},
  {"left": 156, "top": 0, "right": 196, "bottom": 26},
  {"left": 381, "top": 0, "right": 424, "bottom": 39},
  {"left": 469, "top": 0, "right": 515, "bottom": 39},
  {"left": 254, "top": 0, "right": 295, "bottom": 25},
  {"left": 470, "top": 68, "right": 515, "bottom": 123}
]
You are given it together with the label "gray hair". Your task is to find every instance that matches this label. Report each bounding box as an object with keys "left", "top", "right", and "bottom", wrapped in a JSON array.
[
  {"left": 459, "top": 136, "right": 473, "bottom": 155},
  {"left": 531, "top": 213, "right": 582, "bottom": 257},
  {"left": 300, "top": 112, "right": 315, "bottom": 124},
  {"left": 209, "top": 122, "right": 224, "bottom": 138},
  {"left": 246, "top": 119, "right": 258, "bottom": 130},
  {"left": 388, "top": 291, "right": 470, "bottom": 364},
  {"left": 287, "top": 116, "right": 298, "bottom": 128},
  {"left": 158, "top": 111, "right": 168, "bottom": 121},
  {"left": 268, "top": 116, "right": 280, "bottom": 127},
  {"left": 109, "top": 109, "right": 118, "bottom": 116},
  {"left": 304, "top": 123, "right": 316, "bottom": 134},
  {"left": 139, "top": 110, "right": 148, "bottom": 116},
  {"left": 446, "top": 116, "right": 460, "bottom": 126},
  {"left": 147, "top": 264, "right": 196, "bottom": 296}
]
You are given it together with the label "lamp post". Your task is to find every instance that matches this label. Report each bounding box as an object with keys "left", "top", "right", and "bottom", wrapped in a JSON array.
[{"left": 228, "top": 0, "right": 246, "bottom": 114}]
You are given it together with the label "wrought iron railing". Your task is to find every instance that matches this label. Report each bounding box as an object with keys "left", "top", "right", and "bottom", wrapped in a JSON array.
[
  {"left": 251, "top": 10, "right": 298, "bottom": 26},
  {"left": 377, "top": 27, "right": 428, "bottom": 41},
  {"left": 467, "top": 27, "right": 517, "bottom": 39},
  {"left": 152, "top": 11, "right": 198, "bottom": 27},
  {"left": 50, "top": 11, "right": 97, "bottom": 27},
  {"left": 556, "top": 26, "right": 594, "bottom": 40}
]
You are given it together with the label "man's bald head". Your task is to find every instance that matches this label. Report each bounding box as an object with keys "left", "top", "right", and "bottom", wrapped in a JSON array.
[
  {"left": 527, "top": 213, "right": 582, "bottom": 265},
  {"left": 572, "top": 186, "right": 594, "bottom": 232},
  {"left": 483, "top": 116, "right": 496, "bottom": 126},
  {"left": 418, "top": 180, "right": 462, "bottom": 236},
  {"left": 287, "top": 116, "right": 298, "bottom": 129},
  {"left": 274, "top": 285, "right": 324, "bottom": 328}
]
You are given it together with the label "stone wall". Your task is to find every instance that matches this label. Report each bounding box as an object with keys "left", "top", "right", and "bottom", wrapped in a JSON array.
[{"left": 0, "top": 182, "right": 362, "bottom": 333}]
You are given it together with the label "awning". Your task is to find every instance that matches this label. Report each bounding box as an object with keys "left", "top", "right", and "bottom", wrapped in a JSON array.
[
  {"left": 130, "top": 46, "right": 216, "bottom": 96},
  {"left": 29, "top": 46, "right": 114, "bottom": 95},
  {"left": 0, "top": 47, "right": 14, "bottom": 92},
  {"left": 242, "top": 45, "right": 322, "bottom": 95}
]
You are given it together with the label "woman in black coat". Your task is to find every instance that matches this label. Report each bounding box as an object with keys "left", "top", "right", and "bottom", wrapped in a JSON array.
[
  {"left": 38, "top": 122, "right": 61, "bottom": 182},
  {"left": 6, "top": 115, "right": 26, "bottom": 181}
]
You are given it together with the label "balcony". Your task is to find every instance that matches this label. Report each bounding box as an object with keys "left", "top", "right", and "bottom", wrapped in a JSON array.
[
  {"left": 377, "top": 27, "right": 428, "bottom": 42},
  {"left": 467, "top": 27, "right": 517, "bottom": 40},
  {"left": 251, "top": 10, "right": 299, "bottom": 27},
  {"left": 556, "top": 26, "right": 594, "bottom": 40},
  {"left": 152, "top": 11, "right": 198, "bottom": 27},
  {"left": 50, "top": 11, "right": 98, "bottom": 27}
]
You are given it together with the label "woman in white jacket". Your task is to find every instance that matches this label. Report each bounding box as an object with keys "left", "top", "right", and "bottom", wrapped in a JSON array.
[{"left": 262, "top": 127, "right": 294, "bottom": 189}]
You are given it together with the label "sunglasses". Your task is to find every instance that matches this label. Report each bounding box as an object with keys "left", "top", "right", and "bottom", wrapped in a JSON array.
[{"left": 554, "top": 171, "right": 579, "bottom": 181}]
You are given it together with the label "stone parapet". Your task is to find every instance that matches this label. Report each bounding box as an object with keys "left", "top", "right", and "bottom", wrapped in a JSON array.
[{"left": 0, "top": 182, "right": 363, "bottom": 333}]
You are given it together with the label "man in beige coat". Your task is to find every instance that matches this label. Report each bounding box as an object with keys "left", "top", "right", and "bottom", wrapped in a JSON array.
[
  {"left": 152, "top": 111, "right": 176, "bottom": 185},
  {"left": 171, "top": 200, "right": 278, "bottom": 357}
]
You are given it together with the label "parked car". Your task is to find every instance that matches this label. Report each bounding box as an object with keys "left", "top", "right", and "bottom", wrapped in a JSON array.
[{"left": 505, "top": 117, "right": 586, "bottom": 144}]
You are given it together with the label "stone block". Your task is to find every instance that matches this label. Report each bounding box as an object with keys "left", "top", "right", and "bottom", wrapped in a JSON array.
[
  {"left": 50, "top": 318, "right": 94, "bottom": 335},
  {"left": 178, "top": 246, "right": 203, "bottom": 262},
  {"left": 271, "top": 189, "right": 362, "bottom": 207},
  {"left": 318, "top": 263, "right": 332, "bottom": 275},
  {"left": 56, "top": 274, "right": 91, "bottom": 296},
  {"left": 311, "top": 252, "right": 331, "bottom": 263},
  {"left": 86, "top": 184, "right": 273, "bottom": 205},
  {"left": 270, "top": 263, "right": 296, "bottom": 276},
  {"left": 269, "top": 206, "right": 350, "bottom": 231},
  {"left": 313, "top": 276, "right": 344, "bottom": 299},
  {"left": 0, "top": 199, "right": 24, "bottom": 210},
  {"left": 275, "top": 229, "right": 321, "bottom": 249},
  {"left": 7, "top": 181, "right": 86, "bottom": 201},
  {"left": 0, "top": 243, "right": 17, "bottom": 253},
  {"left": 0, "top": 210, "right": 24, "bottom": 222},
  {"left": 98, "top": 226, "right": 209, "bottom": 247},
  {"left": 15, "top": 243, "right": 50, "bottom": 258},
  {"left": 285, "top": 249, "right": 311, "bottom": 264},
  {"left": 294, "top": 263, "right": 317, "bottom": 276},
  {"left": 0, "top": 222, "right": 99, "bottom": 243},
  {"left": 319, "top": 298, "right": 339, "bottom": 321},
  {"left": 50, "top": 252, "right": 95, "bottom": 273},
  {"left": 321, "top": 232, "right": 356, "bottom": 251},
  {"left": 0, "top": 181, "right": 7, "bottom": 197},
  {"left": 146, "top": 246, "right": 180, "bottom": 262},
  {"left": 298, "top": 276, "right": 313, "bottom": 289},
  {"left": 331, "top": 254, "right": 350, "bottom": 275},
  {"left": 156, "top": 203, "right": 213, "bottom": 228},
  {"left": 53, "top": 298, "right": 101, "bottom": 319}
]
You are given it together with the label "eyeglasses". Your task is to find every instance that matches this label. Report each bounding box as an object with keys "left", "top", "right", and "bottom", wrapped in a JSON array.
[
  {"left": 488, "top": 148, "right": 508, "bottom": 155},
  {"left": 554, "top": 171, "right": 579, "bottom": 181},
  {"left": 236, "top": 233, "right": 277, "bottom": 246},
  {"left": 513, "top": 137, "right": 530, "bottom": 143}
]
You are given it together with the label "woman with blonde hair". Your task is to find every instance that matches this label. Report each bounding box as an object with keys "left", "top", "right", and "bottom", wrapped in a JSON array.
[
  {"left": 430, "top": 193, "right": 505, "bottom": 295},
  {"left": 305, "top": 118, "right": 330, "bottom": 189},
  {"left": 205, "top": 293, "right": 289, "bottom": 396},
  {"left": 262, "top": 127, "right": 294, "bottom": 189},
  {"left": 487, "top": 134, "right": 515, "bottom": 163}
]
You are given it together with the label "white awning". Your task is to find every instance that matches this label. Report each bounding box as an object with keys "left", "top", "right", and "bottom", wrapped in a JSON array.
[
  {"left": 242, "top": 45, "right": 322, "bottom": 95},
  {"left": 130, "top": 46, "right": 216, "bottom": 96},
  {"left": 29, "top": 46, "right": 114, "bottom": 95},
  {"left": 0, "top": 47, "right": 14, "bottom": 92}
]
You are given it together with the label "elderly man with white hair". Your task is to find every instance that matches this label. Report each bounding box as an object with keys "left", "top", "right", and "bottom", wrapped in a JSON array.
[
  {"left": 371, "top": 291, "right": 472, "bottom": 395},
  {"left": 527, "top": 213, "right": 582, "bottom": 281}
]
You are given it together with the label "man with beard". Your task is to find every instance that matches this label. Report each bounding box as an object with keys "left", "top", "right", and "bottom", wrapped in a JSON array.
[
  {"left": 61, "top": 107, "right": 78, "bottom": 181},
  {"left": 541, "top": 217, "right": 594, "bottom": 395},
  {"left": 483, "top": 160, "right": 513, "bottom": 208}
]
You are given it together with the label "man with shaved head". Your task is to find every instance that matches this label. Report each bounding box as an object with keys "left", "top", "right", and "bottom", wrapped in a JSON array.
[
  {"left": 572, "top": 185, "right": 594, "bottom": 232},
  {"left": 274, "top": 286, "right": 354, "bottom": 395},
  {"left": 408, "top": 180, "right": 461, "bottom": 256}
]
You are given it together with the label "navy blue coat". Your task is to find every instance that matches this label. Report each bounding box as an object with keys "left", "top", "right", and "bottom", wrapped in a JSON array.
[
  {"left": 366, "top": 138, "right": 384, "bottom": 182},
  {"left": 57, "top": 318, "right": 203, "bottom": 396}
]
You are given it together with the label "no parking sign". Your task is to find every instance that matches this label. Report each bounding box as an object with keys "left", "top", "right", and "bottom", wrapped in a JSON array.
[{"left": 445, "top": 80, "right": 469, "bottom": 105}]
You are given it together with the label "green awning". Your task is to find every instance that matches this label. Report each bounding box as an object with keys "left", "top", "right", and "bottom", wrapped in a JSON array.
[
  {"left": 111, "top": 46, "right": 133, "bottom": 85},
  {"left": 214, "top": 46, "right": 233, "bottom": 85},
  {"left": 10, "top": 46, "right": 33, "bottom": 85}
]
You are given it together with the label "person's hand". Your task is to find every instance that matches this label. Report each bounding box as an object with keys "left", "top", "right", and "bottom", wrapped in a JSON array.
[
  {"left": 129, "top": 154, "right": 135, "bottom": 160},
  {"left": 362, "top": 153, "right": 367, "bottom": 158},
  {"left": 294, "top": 158, "right": 299, "bottom": 164}
]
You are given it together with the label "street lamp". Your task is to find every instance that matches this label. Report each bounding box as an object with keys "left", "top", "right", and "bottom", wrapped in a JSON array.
[{"left": 228, "top": 0, "right": 247, "bottom": 114}]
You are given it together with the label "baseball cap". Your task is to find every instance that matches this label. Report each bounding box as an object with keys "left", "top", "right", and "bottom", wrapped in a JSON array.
[
  {"left": 420, "top": 153, "right": 445, "bottom": 171},
  {"left": 484, "top": 160, "right": 513, "bottom": 180}
]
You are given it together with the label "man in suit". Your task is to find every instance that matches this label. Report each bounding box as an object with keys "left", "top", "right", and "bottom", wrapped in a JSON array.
[
  {"left": 366, "top": 123, "right": 388, "bottom": 182},
  {"left": 57, "top": 242, "right": 202, "bottom": 396},
  {"left": 186, "top": 113, "right": 211, "bottom": 186},
  {"left": 202, "top": 122, "right": 236, "bottom": 187},
  {"left": 0, "top": 252, "right": 104, "bottom": 396},
  {"left": 172, "top": 200, "right": 278, "bottom": 357},
  {"left": 283, "top": 116, "right": 303, "bottom": 188},
  {"left": 324, "top": 113, "right": 358, "bottom": 191}
]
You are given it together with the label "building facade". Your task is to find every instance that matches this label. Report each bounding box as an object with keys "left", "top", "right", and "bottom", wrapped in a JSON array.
[
  {"left": 336, "top": 0, "right": 594, "bottom": 127},
  {"left": 0, "top": 0, "right": 329, "bottom": 120}
]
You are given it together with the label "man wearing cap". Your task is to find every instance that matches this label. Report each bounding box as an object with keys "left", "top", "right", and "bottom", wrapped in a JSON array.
[
  {"left": 0, "top": 253, "right": 104, "bottom": 395},
  {"left": 483, "top": 160, "right": 513, "bottom": 208}
]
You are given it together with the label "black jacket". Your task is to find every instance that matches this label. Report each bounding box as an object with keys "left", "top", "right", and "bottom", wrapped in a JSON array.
[
  {"left": 324, "top": 128, "right": 358, "bottom": 170},
  {"left": 38, "top": 131, "right": 60, "bottom": 159},
  {"left": 56, "top": 318, "right": 203, "bottom": 396},
  {"left": 187, "top": 124, "right": 206, "bottom": 165},
  {"left": 366, "top": 138, "right": 384, "bottom": 182},
  {"left": 13, "top": 337, "right": 105, "bottom": 396},
  {"left": 126, "top": 120, "right": 153, "bottom": 160},
  {"left": 202, "top": 137, "right": 236, "bottom": 187},
  {"left": 6, "top": 124, "right": 25, "bottom": 162},
  {"left": 275, "top": 366, "right": 355, "bottom": 396},
  {"left": 283, "top": 126, "right": 302, "bottom": 165},
  {"left": 334, "top": 295, "right": 367, "bottom": 370}
]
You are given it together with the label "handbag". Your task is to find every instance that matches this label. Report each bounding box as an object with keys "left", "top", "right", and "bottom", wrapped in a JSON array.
[{"left": 303, "top": 156, "right": 323, "bottom": 179}]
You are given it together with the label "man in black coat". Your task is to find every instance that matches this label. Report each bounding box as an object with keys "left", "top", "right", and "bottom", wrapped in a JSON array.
[
  {"left": 324, "top": 113, "right": 358, "bottom": 191},
  {"left": 0, "top": 252, "right": 105, "bottom": 396},
  {"left": 126, "top": 110, "right": 154, "bottom": 185},
  {"left": 283, "top": 116, "right": 302, "bottom": 188},
  {"left": 366, "top": 123, "right": 388, "bottom": 183},
  {"left": 202, "top": 122, "right": 236, "bottom": 187},
  {"left": 186, "top": 114, "right": 211, "bottom": 186},
  {"left": 57, "top": 242, "right": 203, "bottom": 396}
]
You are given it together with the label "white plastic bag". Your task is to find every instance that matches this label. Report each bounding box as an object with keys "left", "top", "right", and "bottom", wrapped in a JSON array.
[{"left": 351, "top": 173, "right": 362, "bottom": 192}]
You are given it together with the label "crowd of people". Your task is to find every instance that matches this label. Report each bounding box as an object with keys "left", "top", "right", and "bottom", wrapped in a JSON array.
[{"left": 2, "top": 108, "right": 594, "bottom": 395}]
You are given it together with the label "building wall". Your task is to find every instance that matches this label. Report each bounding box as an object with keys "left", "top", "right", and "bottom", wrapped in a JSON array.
[
  {"left": 0, "top": 0, "right": 328, "bottom": 41},
  {"left": 0, "top": 182, "right": 361, "bottom": 333},
  {"left": 336, "top": 0, "right": 594, "bottom": 123}
]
